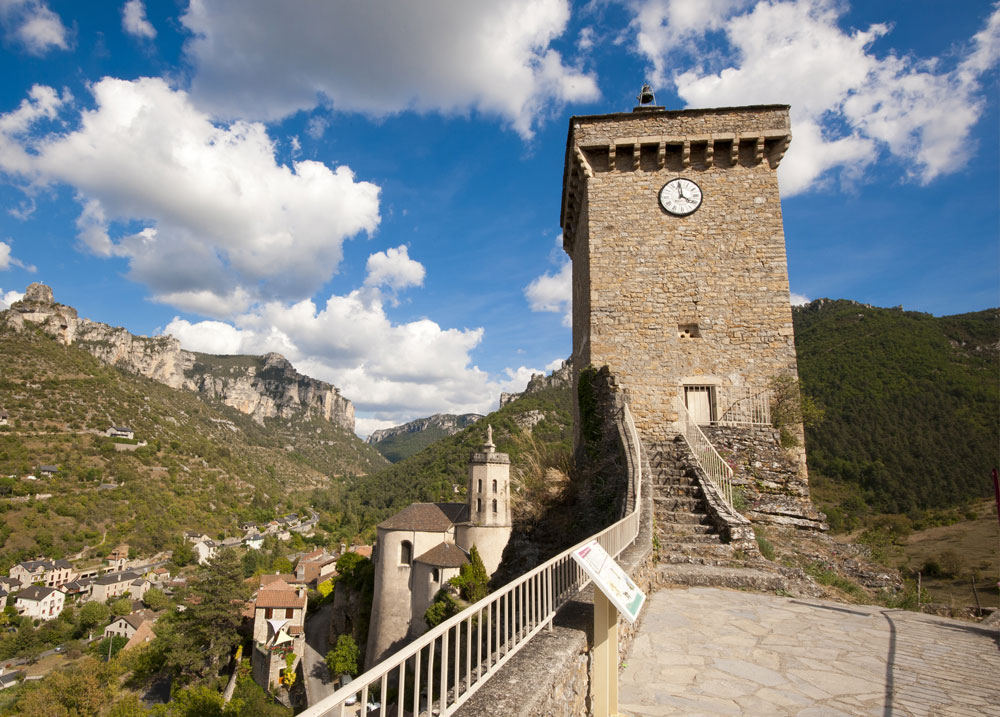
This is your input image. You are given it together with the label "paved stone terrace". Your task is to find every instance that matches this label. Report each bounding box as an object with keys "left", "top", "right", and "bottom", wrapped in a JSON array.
[{"left": 621, "top": 587, "right": 999, "bottom": 716}]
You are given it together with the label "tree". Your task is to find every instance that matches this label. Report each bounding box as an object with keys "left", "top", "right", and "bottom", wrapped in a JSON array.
[
  {"left": 143, "top": 587, "right": 169, "bottom": 612},
  {"left": 171, "top": 539, "right": 196, "bottom": 569},
  {"left": 450, "top": 545, "right": 488, "bottom": 603},
  {"left": 325, "top": 634, "right": 359, "bottom": 678},
  {"left": 78, "top": 601, "right": 111, "bottom": 632},
  {"left": 162, "top": 549, "right": 250, "bottom": 680},
  {"left": 110, "top": 598, "right": 132, "bottom": 617}
]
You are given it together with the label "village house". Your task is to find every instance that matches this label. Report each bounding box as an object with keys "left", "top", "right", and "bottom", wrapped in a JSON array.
[
  {"left": 250, "top": 579, "right": 308, "bottom": 691},
  {"left": 90, "top": 571, "right": 142, "bottom": 602},
  {"left": 148, "top": 566, "right": 170, "bottom": 583},
  {"left": 191, "top": 538, "right": 217, "bottom": 565},
  {"left": 294, "top": 551, "right": 338, "bottom": 586},
  {"left": 106, "top": 544, "right": 129, "bottom": 572},
  {"left": 0, "top": 589, "right": 7, "bottom": 611},
  {"left": 104, "top": 610, "right": 155, "bottom": 640},
  {"left": 37, "top": 465, "right": 58, "bottom": 478},
  {"left": 9, "top": 559, "right": 74, "bottom": 588},
  {"left": 244, "top": 535, "right": 264, "bottom": 551},
  {"left": 0, "top": 408, "right": 8, "bottom": 426},
  {"left": 16, "top": 585, "right": 65, "bottom": 620},
  {"left": 0, "top": 577, "right": 21, "bottom": 593},
  {"left": 105, "top": 426, "right": 134, "bottom": 439},
  {"left": 123, "top": 619, "right": 156, "bottom": 651},
  {"left": 60, "top": 578, "right": 92, "bottom": 601}
]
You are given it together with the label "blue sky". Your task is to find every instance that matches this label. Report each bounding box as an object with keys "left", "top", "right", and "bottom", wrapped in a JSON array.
[{"left": 0, "top": 0, "right": 996, "bottom": 436}]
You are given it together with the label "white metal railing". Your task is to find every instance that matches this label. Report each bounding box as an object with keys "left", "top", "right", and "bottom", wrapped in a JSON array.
[
  {"left": 679, "top": 401, "right": 735, "bottom": 509},
  {"left": 714, "top": 386, "right": 771, "bottom": 426},
  {"left": 301, "top": 405, "right": 643, "bottom": 717}
]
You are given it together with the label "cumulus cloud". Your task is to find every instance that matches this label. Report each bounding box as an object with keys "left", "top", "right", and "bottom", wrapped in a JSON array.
[
  {"left": 0, "top": 288, "right": 23, "bottom": 309},
  {"left": 0, "top": 240, "right": 34, "bottom": 272},
  {"left": 364, "top": 245, "right": 425, "bottom": 291},
  {"left": 629, "top": 0, "right": 1000, "bottom": 194},
  {"left": 790, "top": 292, "right": 810, "bottom": 306},
  {"left": 180, "top": 0, "right": 599, "bottom": 137},
  {"left": 163, "top": 272, "right": 543, "bottom": 434},
  {"left": 122, "top": 0, "right": 155, "bottom": 39},
  {"left": 0, "top": 0, "right": 70, "bottom": 55},
  {"left": 0, "top": 77, "right": 380, "bottom": 309},
  {"left": 525, "top": 260, "right": 572, "bottom": 326}
]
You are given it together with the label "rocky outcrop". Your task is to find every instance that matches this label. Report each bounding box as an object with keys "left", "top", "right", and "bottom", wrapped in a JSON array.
[
  {"left": 498, "top": 358, "right": 572, "bottom": 408},
  {"left": 1, "top": 283, "right": 355, "bottom": 431},
  {"left": 365, "top": 413, "right": 482, "bottom": 445}
]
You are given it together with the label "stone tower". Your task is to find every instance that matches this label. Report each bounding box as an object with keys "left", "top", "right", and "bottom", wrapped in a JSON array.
[
  {"left": 560, "top": 103, "right": 802, "bottom": 449},
  {"left": 456, "top": 425, "right": 512, "bottom": 575}
]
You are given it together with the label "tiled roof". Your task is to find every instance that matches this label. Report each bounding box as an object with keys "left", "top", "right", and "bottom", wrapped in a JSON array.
[
  {"left": 95, "top": 571, "right": 140, "bottom": 585},
  {"left": 254, "top": 587, "right": 306, "bottom": 609},
  {"left": 17, "top": 585, "right": 57, "bottom": 601},
  {"left": 378, "top": 502, "right": 468, "bottom": 532},
  {"left": 415, "top": 542, "right": 468, "bottom": 568}
]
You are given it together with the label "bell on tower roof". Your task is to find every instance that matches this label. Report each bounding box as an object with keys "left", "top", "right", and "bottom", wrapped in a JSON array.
[{"left": 633, "top": 83, "right": 663, "bottom": 113}]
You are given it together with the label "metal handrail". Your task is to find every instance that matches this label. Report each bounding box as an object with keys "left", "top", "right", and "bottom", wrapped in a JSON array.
[
  {"left": 301, "top": 404, "right": 643, "bottom": 717},
  {"left": 679, "top": 401, "right": 735, "bottom": 508}
]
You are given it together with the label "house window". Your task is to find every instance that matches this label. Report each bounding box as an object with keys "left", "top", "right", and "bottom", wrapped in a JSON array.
[
  {"left": 400, "top": 541, "right": 412, "bottom": 566},
  {"left": 492, "top": 479, "right": 497, "bottom": 493},
  {"left": 266, "top": 608, "right": 273, "bottom": 619},
  {"left": 285, "top": 608, "right": 293, "bottom": 619},
  {"left": 492, "top": 499, "right": 498, "bottom": 514}
]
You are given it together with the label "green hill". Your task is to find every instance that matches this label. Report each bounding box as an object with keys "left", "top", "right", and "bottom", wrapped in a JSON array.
[
  {"left": 0, "top": 327, "right": 387, "bottom": 569},
  {"left": 794, "top": 300, "right": 998, "bottom": 520},
  {"left": 366, "top": 413, "right": 483, "bottom": 463}
]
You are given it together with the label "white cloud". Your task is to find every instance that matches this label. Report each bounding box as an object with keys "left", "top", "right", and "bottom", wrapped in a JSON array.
[
  {"left": 0, "top": 0, "right": 69, "bottom": 55},
  {"left": 0, "top": 288, "right": 24, "bottom": 309},
  {"left": 122, "top": 0, "right": 156, "bottom": 39},
  {"left": 180, "top": 0, "right": 599, "bottom": 138},
  {"left": 629, "top": 0, "right": 1000, "bottom": 194},
  {"left": 0, "top": 240, "right": 34, "bottom": 272},
  {"left": 364, "top": 245, "right": 425, "bottom": 291},
  {"left": 0, "top": 77, "right": 381, "bottom": 309},
  {"left": 163, "top": 279, "right": 543, "bottom": 434},
  {"left": 790, "top": 292, "right": 810, "bottom": 306},
  {"left": 525, "top": 260, "right": 572, "bottom": 326}
]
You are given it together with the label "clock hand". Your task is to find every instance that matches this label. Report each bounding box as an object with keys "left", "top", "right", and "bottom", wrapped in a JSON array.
[{"left": 676, "top": 184, "right": 686, "bottom": 201}]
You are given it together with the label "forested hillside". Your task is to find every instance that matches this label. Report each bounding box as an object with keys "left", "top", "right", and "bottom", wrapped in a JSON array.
[
  {"left": 340, "top": 386, "right": 573, "bottom": 538},
  {"left": 794, "top": 300, "right": 998, "bottom": 517},
  {"left": 0, "top": 328, "right": 387, "bottom": 569}
]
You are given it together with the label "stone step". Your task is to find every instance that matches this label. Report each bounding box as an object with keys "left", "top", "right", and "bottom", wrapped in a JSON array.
[
  {"left": 655, "top": 533, "right": 727, "bottom": 548},
  {"left": 654, "top": 495, "right": 705, "bottom": 511},
  {"left": 657, "top": 522, "right": 716, "bottom": 536},
  {"left": 655, "top": 564, "right": 790, "bottom": 592},
  {"left": 657, "top": 511, "right": 713, "bottom": 526},
  {"left": 655, "top": 484, "right": 702, "bottom": 497}
]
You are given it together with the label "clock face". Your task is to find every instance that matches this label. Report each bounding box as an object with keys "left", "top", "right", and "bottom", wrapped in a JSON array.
[{"left": 658, "top": 178, "right": 703, "bottom": 216}]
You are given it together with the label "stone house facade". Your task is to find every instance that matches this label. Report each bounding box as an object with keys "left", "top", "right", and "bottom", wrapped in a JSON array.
[{"left": 250, "top": 579, "right": 307, "bottom": 691}]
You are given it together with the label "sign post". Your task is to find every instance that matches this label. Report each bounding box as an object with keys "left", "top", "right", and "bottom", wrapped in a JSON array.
[{"left": 572, "top": 539, "right": 646, "bottom": 717}]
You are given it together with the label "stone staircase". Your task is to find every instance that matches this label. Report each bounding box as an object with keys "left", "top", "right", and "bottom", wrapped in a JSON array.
[{"left": 649, "top": 438, "right": 790, "bottom": 592}]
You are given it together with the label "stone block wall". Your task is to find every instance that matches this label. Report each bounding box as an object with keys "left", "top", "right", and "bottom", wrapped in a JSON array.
[{"left": 562, "top": 106, "right": 802, "bottom": 448}]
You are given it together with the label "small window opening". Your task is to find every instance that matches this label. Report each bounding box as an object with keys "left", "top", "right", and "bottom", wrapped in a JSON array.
[
  {"left": 492, "top": 479, "right": 497, "bottom": 493},
  {"left": 678, "top": 323, "right": 700, "bottom": 339},
  {"left": 477, "top": 479, "right": 482, "bottom": 492},
  {"left": 400, "top": 541, "right": 412, "bottom": 565},
  {"left": 432, "top": 568, "right": 440, "bottom": 582},
  {"left": 492, "top": 499, "right": 498, "bottom": 514}
]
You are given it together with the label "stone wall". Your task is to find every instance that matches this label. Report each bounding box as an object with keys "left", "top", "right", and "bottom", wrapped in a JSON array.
[
  {"left": 704, "top": 425, "right": 826, "bottom": 531},
  {"left": 562, "top": 106, "right": 802, "bottom": 450}
]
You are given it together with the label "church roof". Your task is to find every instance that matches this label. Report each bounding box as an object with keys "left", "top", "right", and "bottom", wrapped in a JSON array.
[
  {"left": 415, "top": 543, "right": 468, "bottom": 568},
  {"left": 378, "top": 502, "right": 468, "bottom": 532}
]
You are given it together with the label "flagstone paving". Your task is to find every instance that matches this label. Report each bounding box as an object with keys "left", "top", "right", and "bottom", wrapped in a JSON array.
[{"left": 620, "top": 586, "right": 1000, "bottom": 716}]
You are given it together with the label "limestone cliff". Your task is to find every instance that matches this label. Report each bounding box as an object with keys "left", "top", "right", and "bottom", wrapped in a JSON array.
[
  {"left": 1, "top": 283, "right": 355, "bottom": 431},
  {"left": 498, "top": 358, "right": 572, "bottom": 408}
]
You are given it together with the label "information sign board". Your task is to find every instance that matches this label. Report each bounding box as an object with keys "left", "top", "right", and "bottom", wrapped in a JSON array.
[{"left": 571, "top": 539, "right": 645, "bottom": 623}]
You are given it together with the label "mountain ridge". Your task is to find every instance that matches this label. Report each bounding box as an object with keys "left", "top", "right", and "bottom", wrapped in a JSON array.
[{"left": 2, "top": 283, "right": 355, "bottom": 431}]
